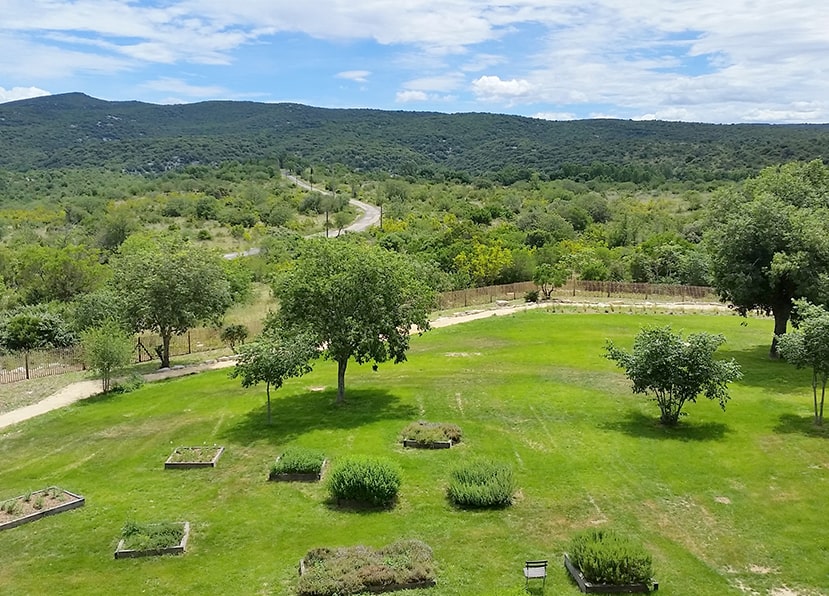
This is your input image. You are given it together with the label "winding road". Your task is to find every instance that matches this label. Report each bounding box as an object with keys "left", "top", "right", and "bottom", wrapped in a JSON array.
[{"left": 222, "top": 173, "right": 380, "bottom": 259}]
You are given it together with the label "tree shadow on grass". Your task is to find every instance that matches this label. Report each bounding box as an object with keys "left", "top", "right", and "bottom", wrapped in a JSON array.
[
  {"left": 726, "top": 344, "right": 810, "bottom": 395},
  {"left": 221, "top": 388, "right": 418, "bottom": 446},
  {"left": 601, "top": 410, "right": 730, "bottom": 441},
  {"left": 773, "top": 413, "right": 829, "bottom": 438}
]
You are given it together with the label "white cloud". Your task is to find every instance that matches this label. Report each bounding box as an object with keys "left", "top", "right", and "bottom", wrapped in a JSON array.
[
  {"left": 1, "top": 1, "right": 828, "bottom": 121},
  {"left": 336, "top": 70, "right": 371, "bottom": 83},
  {"left": 472, "top": 75, "right": 534, "bottom": 103},
  {"left": 532, "top": 111, "right": 577, "bottom": 121},
  {"left": 0, "top": 86, "right": 50, "bottom": 103},
  {"left": 396, "top": 90, "right": 429, "bottom": 103}
]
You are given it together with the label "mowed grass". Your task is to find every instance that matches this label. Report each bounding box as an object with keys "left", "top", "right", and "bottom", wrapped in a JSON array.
[{"left": 1, "top": 311, "right": 827, "bottom": 595}]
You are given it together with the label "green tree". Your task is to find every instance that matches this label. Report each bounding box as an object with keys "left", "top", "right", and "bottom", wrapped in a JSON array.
[
  {"left": 777, "top": 300, "right": 829, "bottom": 425},
  {"left": 229, "top": 330, "right": 316, "bottom": 425},
  {"left": 13, "top": 244, "right": 105, "bottom": 304},
  {"left": 533, "top": 262, "right": 568, "bottom": 300},
  {"left": 82, "top": 319, "right": 134, "bottom": 392},
  {"left": 453, "top": 240, "right": 512, "bottom": 286},
  {"left": 110, "top": 234, "right": 232, "bottom": 368},
  {"left": 706, "top": 161, "right": 829, "bottom": 357},
  {"left": 273, "top": 239, "right": 436, "bottom": 403},
  {"left": 605, "top": 326, "right": 742, "bottom": 426},
  {"left": 0, "top": 306, "right": 76, "bottom": 353}
]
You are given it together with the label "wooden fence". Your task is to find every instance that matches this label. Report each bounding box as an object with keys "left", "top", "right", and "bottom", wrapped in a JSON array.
[{"left": 438, "top": 280, "right": 717, "bottom": 309}]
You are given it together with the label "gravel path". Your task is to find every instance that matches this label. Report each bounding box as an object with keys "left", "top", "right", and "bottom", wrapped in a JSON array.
[{"left": 0, "top": 299, "right": 728, "bottom": 431}]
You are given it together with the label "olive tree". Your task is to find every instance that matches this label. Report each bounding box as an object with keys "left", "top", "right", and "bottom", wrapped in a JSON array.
[
  {"left": 777, "top": 301, "right": 829, "bottom": 425},
  {"left": 605, "top": 326, "right": 742, "bottom": 426},
  {"left": 273, "top": 239, "right": 436, "bottom": 403}
]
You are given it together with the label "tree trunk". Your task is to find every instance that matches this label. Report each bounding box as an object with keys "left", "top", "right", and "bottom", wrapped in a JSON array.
[
  {"left": 769, "top": 301, "right": 793, "bottom": 359},
  {"left": 161, "top": 332, "right": 172, "bottom": 368},
  {"left": 336, "top": 359, "right": 348, "bottom": 404},
  {"left": 813, "top": 371, "right": 819, "bottom": 424},
  {"left": 266, "top": 381, "right": 272, "bottom": 426}
]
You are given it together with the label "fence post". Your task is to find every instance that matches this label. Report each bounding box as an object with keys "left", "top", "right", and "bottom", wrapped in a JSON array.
[
  {"left": 24, "top": 351, "right": 29, "bottom": 380},
  {"left": 188, "top": 331, "right": 192, "bottom": 354}
]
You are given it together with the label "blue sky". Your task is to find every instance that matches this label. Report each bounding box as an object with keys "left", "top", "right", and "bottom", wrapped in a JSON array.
[{"left": 1, "top": 1, "right": 827, "bottom": 123}]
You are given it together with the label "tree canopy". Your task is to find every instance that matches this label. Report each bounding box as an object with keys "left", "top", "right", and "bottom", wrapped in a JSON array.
[
  {"left": 706, "top": 160, "right": 829, "bottom": 356},
  {"left": 272, "top": 239, "right": 436, "bottom": 403},
  {"left": 605, "top": 325, "right": 742, "bottom": 426},
  {"left": 109, "top": 234, "right": 235, "bottom": 368}
]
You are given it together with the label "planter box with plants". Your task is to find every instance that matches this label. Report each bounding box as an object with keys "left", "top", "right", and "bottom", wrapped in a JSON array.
[
  {"left": 114, "top": 521, "right": 190, "bottom": 559},
  {"left": 298, "top": 539, "right": 436, "bottom": 595},
  {"left": 447, "top": 459, "right": 515, "bottom": 509},
  {"left": 400, "top": 421, "right": 462, "bottom": 449},
  {"left": 269, "top": 447, "right": 327, "bottom": 482},
  {"left": 564, "top": 529, "right": 656, "bottom": 593},
  {"left": 327, "top": 456, "right": 401, "bottom": 509},
  {"left": 164, "top": 445, "right": 224, "bottom": 469},
  {"left": 0, "top": 487, "right": 85, "bottom": 531}
]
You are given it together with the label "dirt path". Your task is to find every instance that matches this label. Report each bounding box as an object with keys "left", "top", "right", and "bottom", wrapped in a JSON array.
[
  {"left": 0, "top": 299, "right": 729, "bottom": 431},
  {"left": 0, "top": 359, "right": 237, "bottom": 431}
]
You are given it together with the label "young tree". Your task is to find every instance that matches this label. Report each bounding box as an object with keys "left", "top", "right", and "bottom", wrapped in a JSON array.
[
  {"left": 533, "top": 262, "right": 568, "bottom": 300},
  {"left": 220, "top": 324, "right": 249, "bottom": 351},
  {"left": 706, "top": 160, "right": 829, "bottom": 357},
  {"left": 110, "top": 234, "right": 233, "bottom": 368},
  {"left": 605, "top": 326, "right": 742, "bottom": 426},
  {"left": 229, "top": 330, "right": 316, "bottom": 425},
  {"left": 777, "top": 301, "right": 829, "bottom": 425},
  {"left": 82, "top": 319, "right": 134, "bottom": 392},
  {"left": 273, "top": 239, "right": 436, "bottom": 403}
]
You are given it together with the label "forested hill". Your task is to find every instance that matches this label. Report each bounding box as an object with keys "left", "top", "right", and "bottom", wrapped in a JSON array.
[{"left": 2, "top": 92, "right": 828, "bottom": 182}]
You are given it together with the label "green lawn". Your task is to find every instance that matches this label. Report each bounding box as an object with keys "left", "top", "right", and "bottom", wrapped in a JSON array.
[{"left": 1, "top": 311, "right": 827, "bottom": 595}]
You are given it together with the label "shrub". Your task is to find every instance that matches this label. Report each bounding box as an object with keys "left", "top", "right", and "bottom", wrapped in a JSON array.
[
  {"left": 120, "top": 521, "right": 185, "bottom": 551},
  {"left": 447, "top": 459, "right": 515, "bottom": 508},
  {"left": 400, "top": 421, "right": 462, "bottom": 445},
  {"left": 298, "top": 539, "right": 435, "bottom": 596},
  {"left": 220, "top": 324, "right": 249, "bottom": 350},
  {"left": 524, "top": 289, "right": 540, "bottom": 303},
  {"left": 327, "top": 457, "right": 401, "bottom": 507},
  {"left": 270, "top": 446, "right": 326, "bottom": 477},
  {"left": 568, "top": 529, "right": 653, "bottom": 585},
  {"left": 110, "top": 373, "right": 145, "bottom": 394}
]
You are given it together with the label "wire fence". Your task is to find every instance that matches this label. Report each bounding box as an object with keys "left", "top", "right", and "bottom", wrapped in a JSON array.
[
  {"left": 0, "top": 346, "right": 85, "bottom": 384},
  {"left": 437, "top": 280, "right": 718, "bottom": 309}
]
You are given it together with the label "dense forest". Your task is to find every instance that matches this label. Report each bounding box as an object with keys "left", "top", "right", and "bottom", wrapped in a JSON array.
[{"left": 2, "top": 93, "right": 829, "bottom": 182}]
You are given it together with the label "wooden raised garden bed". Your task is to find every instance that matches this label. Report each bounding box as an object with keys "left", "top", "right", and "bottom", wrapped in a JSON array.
[
  {"left": 114, "top": 521, "right": 190, "bottom": 559},
  {"left": 269, "top": 458, "right": 327, "bottom": 482},
  {"left": 564, "top": 554, "right": 656, "bottom": 593},
  {"left": 164, "top": 446, "right": 224, "bottom": 469},
  {"left": 0, "top": 487, "right": 85, "bottom": 531},
  {"left": 400, "top": 421, "right": 461, "bottom": 450},
  {"left": 298, "top": 540, "right": 436, "bottom": 595},
  {"left": 402, "top": 439, "right": 452, "bottom": 449}
]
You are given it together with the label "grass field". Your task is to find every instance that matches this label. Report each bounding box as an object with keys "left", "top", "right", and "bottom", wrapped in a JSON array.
[{"left": 0, "top": 311, "right": 827, "bottom": 595}]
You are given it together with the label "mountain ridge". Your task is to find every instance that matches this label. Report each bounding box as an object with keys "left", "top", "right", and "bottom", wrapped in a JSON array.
[{"left": 2, "top": 92, "right": 828, "bottom": 181}]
